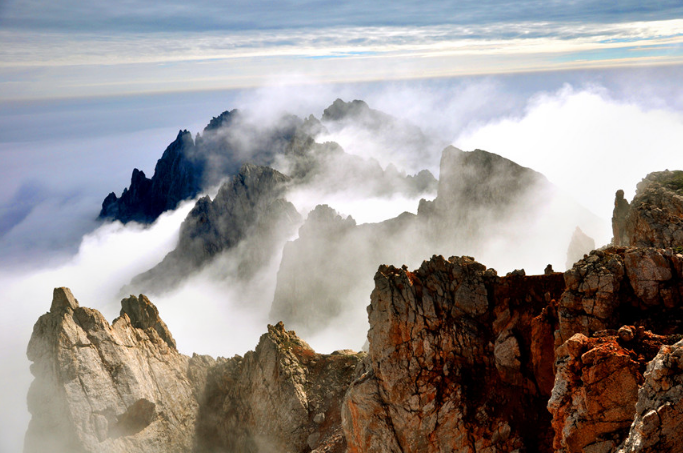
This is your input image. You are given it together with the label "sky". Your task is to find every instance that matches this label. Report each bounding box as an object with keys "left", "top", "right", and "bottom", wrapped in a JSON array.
[
  {"left": 2, "top": 0, "right": 683, "bottom": 99},
  {"left": 3, "top": 1, "right": 683, "bottom": 452}
]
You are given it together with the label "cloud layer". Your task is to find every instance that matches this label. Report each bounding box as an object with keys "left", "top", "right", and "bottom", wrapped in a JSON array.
[{"left": 3, "top": 0, "right": 683, "bottom": 32}]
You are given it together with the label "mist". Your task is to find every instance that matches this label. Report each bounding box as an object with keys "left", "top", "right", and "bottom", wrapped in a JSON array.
[{"left": 3, "top": 69, "right": 683, "bottom": 451}]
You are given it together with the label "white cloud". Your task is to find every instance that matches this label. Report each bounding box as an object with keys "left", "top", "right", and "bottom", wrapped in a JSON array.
[{"left": 457, "top": 84, "right": 683, "bottom": 239}]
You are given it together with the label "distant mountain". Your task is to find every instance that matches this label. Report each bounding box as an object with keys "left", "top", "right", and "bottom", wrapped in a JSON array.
[
  {"left": 99, "top": 110, "right": 301, "bottom": 224},
  {"left": 99, "top": 101, "right": 437, "bottom": 225},
  {"left": 270, "top": 146, "right": 554, "bottom": 335},
  {"left": 119, "top": 102, "right": 438, "bottom": 295},
  {"left": 124, "top": 164, "right": 301, "bottom": 295}
]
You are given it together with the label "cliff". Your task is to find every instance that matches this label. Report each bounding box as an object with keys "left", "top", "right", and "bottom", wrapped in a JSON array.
[
  {"left": 25, "top": 288, "right": 363, "bottom": 453},
  {"left": 100, "top": 130, "right": 201, "bottom": 223},
  {"left": 127, "top": 164, "right": 301, "bottom": 295}
]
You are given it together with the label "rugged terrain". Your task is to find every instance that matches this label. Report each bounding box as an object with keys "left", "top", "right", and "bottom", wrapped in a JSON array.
[
  {"left": 99, "top": 101, "right": 438, "bottom": 225},
  {"left": 26, "top": 169, "right": 683, "bottom": 452}
]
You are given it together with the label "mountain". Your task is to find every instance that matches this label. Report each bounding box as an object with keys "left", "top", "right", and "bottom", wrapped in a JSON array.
[
  {"left": 126, "top": 164, "right": 301, "bottom": 295},
  {"left": 26, "top": 288, "right": 361, "bottom": 453},
  {"left": 99, "top": 110, "right": 302, "bottom": 224},
  {"left": 120, "top": 105, "right": 437, "bottom": 296},
  {"left": 270, "top": 145, "right": 569, "bottom": 337},
  {"left": 26, "top": 171, "right": 683, "bottom": 451},
  {"left": 98, "top": 102, "right": 438, "bottom": 225},
  {"left": 99, "top": 130, "right": 201, "bottom": 223}
]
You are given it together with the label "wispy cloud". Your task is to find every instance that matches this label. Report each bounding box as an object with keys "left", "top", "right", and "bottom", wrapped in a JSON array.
[{"left": 2, "top": 19, "right": 683, "bottom": 99}]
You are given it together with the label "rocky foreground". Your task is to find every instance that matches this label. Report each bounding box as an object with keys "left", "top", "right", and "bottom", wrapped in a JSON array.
[{"left": 25, "top": 171, "right": 683, "bottom": 452}]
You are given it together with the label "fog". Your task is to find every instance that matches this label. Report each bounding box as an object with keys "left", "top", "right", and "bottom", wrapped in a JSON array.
[{"left": 2, "top": 69, "right": 683, "bottom": 451}]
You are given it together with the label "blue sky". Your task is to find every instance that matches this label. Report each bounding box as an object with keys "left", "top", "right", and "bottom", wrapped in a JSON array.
[{"left": 2, "top": 0, "right": 683, "bottom": 99}]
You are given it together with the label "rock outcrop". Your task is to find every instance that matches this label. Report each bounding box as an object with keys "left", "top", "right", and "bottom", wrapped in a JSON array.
[
  {"left": 127, "top": 164, "right": 301, "bottom": 294},
  {"left": 25, "top": 288, "right": 205, "bottom": 453},
  {"left": 100, "top": 130, "right": 201, "bottom": 223},
  {"left": 342, "top": 255, "right": 566, "bottom": 453},
  {"left": 195, "top": 322, "right": 363, "bottom": 453},
  {"left": 25, "top": 288, "right": 363, "bottom": 453},
  {"left": 615, "top": 170, "right": 683, "bottom": 248}
]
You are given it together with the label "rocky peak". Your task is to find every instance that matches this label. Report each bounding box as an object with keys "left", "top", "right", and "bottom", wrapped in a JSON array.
[
  {"left": 50, "top": 286, "right": 79, "bottom": 313},
  {"left": 99, "top": 129, "right": 199, "bottom": 224},
  {"left": 614, "top": 170, "right": 683, "bottom": 248},
  {"left": 322, "top": 99, "right": 372, "bottom": 122},
  {"left": 203, "top": 109, "right": 239, "bottom": 132},
  {"left": 125, "top": 164, "right": 301, "bottom": 295},
  {"left": 436, "top": 146, "right": 546, "bottom": 212},
  {"left": 120, "top": 294, "right": 176, "bottom": 350},
  {"left": 26, "top": 289, "right": 206, "bottom": 453},
  {"left": 298, "top": 204, "right": 356, "bottom": 240}
]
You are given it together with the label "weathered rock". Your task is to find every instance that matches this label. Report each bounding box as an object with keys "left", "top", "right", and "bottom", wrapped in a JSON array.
[
  {"left": 194, "top": 322, "right": 363, "bottom": 453},
  {"left": 26, "top": 289, "right": 363, "bottom": 453},
  {"left": 343, "top": 255, "right": 566, "bottom": 453},
  {"left": 557, "top": 247, "right": 683, "bottom": 347},
  {"left": 613, "top": 189, "right": 631, "bottom": 246},
  {"left": 618, "top": 339, "right": 683, "bottom": 452},
  {"left": 548, "top": 334, "right": 642, "bottom": 452},
  {"left": 25, "top": 288, "right": 207, "bottom": 453},
  {"left": 622, "top": 171, "right": 683, "bottom": 248}
]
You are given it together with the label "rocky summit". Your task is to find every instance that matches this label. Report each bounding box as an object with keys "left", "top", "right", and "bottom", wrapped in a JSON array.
[{"left": 26, "top": 288, "right": 363, "bottom": 453}]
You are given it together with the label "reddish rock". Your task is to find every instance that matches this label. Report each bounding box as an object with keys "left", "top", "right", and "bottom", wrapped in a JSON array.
[{"left": 343, "top": 255, "right": 565, "bottom": 453}]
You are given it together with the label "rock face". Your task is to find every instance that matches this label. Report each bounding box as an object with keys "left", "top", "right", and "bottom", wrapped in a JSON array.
[
  {"left": 100, "top": 130, "right": 201, "bottom": 223},
  {"left": 195, "top": 322, "right": 363, "bottom": 453},
  {"left": 617, "top": 170, "right": 683, "bottom": 248},
  {"left": 99, "top": 110, "right": 301, "bottom": 224},
  {"left": 127, "top": 164, "right": 301, "bottom": 294},
  {"left": 26, "top": 288, "right": 363, "bottom": 453},
  {"left": 341, "top": 247, "right": 683, "bottom": 453},
  {"left": 25, "top": 288, "right": 204, "bottom": 453},
  {"left": 618, "top": 339, "right": 683, "bottom": 453},
  {"left": 549, "top": 246, "right": 683, "bottom": 452},
  {"left": 343, "top": 255, "right": 566, "bottom": 453}
]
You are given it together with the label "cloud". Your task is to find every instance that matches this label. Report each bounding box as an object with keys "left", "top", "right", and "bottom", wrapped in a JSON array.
[
  {"left": 0, "top": 200, "right": 192, "bottom": 453},
  {"left": 2, "top": 0, "right": 683, "bottom": 33},
  {"left": 456, "top": 83, "right": 683, "bottom": 243},
  {"left": 4, "top": 20, "right": 683, "bottom": 100}
]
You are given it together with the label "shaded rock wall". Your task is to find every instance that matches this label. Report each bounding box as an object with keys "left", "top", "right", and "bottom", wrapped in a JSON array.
[
  {"left": 343, "top": 255, "right": 566, "bottom": 453},
  {"left": 127, "top": 164, "right": 301, "bottom": 295}
]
